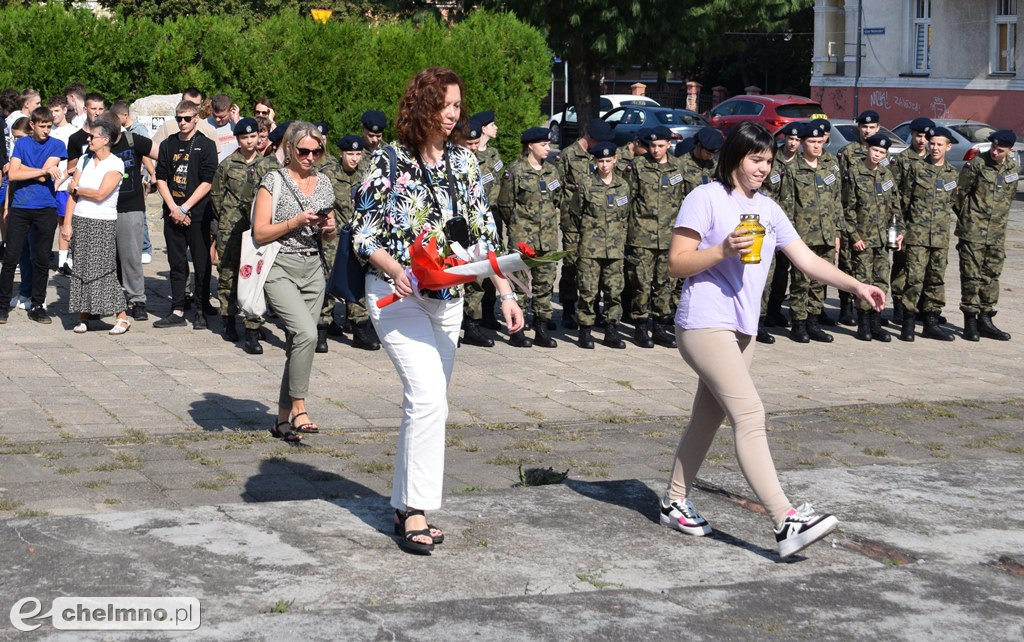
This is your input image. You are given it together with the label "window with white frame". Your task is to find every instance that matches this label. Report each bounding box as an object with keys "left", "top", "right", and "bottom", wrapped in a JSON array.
[
  {"left": 994, "top": 0, "right": 1017, "bottom": 73},
  {"left": 911, "top": 0, "right": 932, "bottom": 73}
]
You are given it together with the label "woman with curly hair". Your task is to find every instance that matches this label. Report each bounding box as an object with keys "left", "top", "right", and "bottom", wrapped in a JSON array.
[{"left": 353, "top": 67, "right": 524, "bottom": 554}]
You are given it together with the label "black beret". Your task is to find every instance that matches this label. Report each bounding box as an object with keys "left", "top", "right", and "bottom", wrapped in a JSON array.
[
  {"left": 337, "top": 134, "right": 365, "bottom": 152},
  {"left": 645, "top": 126, "right": 673, "bottom": 142},
  {"left": 232, "top": 118, "right": 258, "bottom": 136},
  {"left": 810, "top": 118, "right": 831, "bottom": 133},
  {"left": 695, "top": 126, "right": 724, "bottom": 152},
  {"left": 521, "top": 127, "right": 550, "bottom": 144},
  {"left": 463, "top": 120, "right": 482, "bottom": 141},
  {"left": 313, "top": 122, "right": 330, "bottom": 137},
  {"left": 586, "top": 119, "right": 614, "bottom": 142},
  {"left": 635, "top": 129, "right": 652, "bottom": 144},
  {"left": 361, "top": 110, "right": 386, "bottom": 133},
  {"left": 929, "top": 126, "right": 955, "bottom": 142},
  {"left": 589, "top": 141, "right": 617, "bottom": 158},
  {"left": 471, "top": 110, "right": 495, "bottom": 126},
  {"left": 909, "top": 117, "right": 936, "bottom": 134},
  {"left": 988, "top": 129, "right": 1017, "bottom": 148},
  {"left": 804, "top": 124, "right": 826, "bottom": 139},
  {"left": 268, "top": 120, "right": 292, "bottom": 144},
  {"left": 782, "top": 122, "right": 803, "bottom": 138},
  {"left": 856, "top": 110, "right": 880, "bottom": 124},
  {"left": 865, "top": 134, "right": 890, "bottom": 149}
]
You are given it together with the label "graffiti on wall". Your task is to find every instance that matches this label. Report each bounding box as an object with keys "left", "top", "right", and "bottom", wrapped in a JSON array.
[{"left": 868, "top": 90, "right": 922, "bottom": 113}]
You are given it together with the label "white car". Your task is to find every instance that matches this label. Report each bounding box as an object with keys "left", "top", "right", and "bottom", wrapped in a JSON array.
[{"left": 548, "top": 94, "right": 660, "bottom": 144}]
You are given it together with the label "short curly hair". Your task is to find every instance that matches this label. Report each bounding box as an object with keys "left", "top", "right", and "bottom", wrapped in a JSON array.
[{"left": 395, "top": 67, "right": 467, "bottom": 150}]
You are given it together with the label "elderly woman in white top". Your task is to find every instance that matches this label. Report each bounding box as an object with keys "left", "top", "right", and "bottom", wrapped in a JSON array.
[{"left": 61, "top": 120, "right": 129, "bottom": 334}]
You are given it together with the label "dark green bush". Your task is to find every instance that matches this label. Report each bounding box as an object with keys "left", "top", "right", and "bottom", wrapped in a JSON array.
[{"left": 0, "top": 6, "right": 549, "bottom": 161}]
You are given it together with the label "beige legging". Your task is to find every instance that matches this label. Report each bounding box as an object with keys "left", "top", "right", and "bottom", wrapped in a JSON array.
[{"left": 668, "top": 327, "right": 792, "bottom": 524}]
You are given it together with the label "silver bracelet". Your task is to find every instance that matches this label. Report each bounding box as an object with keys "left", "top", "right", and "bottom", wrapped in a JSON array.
[{"left": 498, "top": 292, "right": 518, "bottom": 302}]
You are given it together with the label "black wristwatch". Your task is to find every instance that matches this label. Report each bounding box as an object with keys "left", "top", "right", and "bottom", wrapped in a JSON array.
[{"left": 71, "top": 187, "right": 78, "bottom": 198}]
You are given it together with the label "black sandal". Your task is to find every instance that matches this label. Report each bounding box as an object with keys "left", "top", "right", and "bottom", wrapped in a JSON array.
[
  {"left": 394, "top": 509, "right": 434, "bottom": 554},
  {"left": 269, "top": 420, "right": 302, "bottom": 443},
  {"left": 393, "top": 510, "right": 444, "bottom": 544},
  {"left": 291, "top": 411, "right": 319, "bottom": 434}
]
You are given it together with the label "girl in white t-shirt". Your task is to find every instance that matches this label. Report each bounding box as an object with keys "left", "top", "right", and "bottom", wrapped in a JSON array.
[
  {"left": 660, "top": 122, "right": 886, "bottom": 558},
  {"left": 61, "top": 121, "right": 129, "bottom": 335}
]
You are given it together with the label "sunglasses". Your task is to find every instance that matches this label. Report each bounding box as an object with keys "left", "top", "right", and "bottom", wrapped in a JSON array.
[
  {"left": 255, "top": 110, "right": 270, "bottom": 116},
  {"left": 86, "top": 134, "right": 108, "bottom": 141},
  {"left": 175, "top": 115, "right": 195, "bottom": 123},
  {"left": 295, "top": 147, "right": 324, "bottom": 158}
]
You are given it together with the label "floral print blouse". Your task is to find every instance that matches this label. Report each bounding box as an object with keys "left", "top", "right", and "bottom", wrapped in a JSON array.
[{"left": 353, "top": 141, "right": 501, "bottom": 299}]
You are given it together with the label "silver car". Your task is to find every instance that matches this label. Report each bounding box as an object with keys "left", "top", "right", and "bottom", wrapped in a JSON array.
[
  {"left": 772, "top": 119, "right": 908, "bottom": 158},
  {"left": 891, "top": 119, "right": 1024, "bottom": 170}
]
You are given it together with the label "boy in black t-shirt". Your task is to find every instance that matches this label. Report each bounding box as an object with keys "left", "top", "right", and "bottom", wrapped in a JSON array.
[{"left": 154, "top": 100, "right": 218, "bottom": 329}]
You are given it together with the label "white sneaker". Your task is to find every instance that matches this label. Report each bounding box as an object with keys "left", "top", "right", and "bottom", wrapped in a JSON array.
[
  {"left": 141, "top": 253, "right": 152, "bottom": 264},
  {"left": 660, "top": 495, "right": 712, "bottom": 536},
  {"left": 774, "top": 503, "right": 839, "bottom": 558},
  {"left": 9, "top": 295, "right": 29, "bottom": 310}
]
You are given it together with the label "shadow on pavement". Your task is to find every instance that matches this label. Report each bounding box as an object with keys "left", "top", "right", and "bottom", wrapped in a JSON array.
[
  {"left": 565, "top": 478, "right": 660, "bottom": 524},
  {"left": 189, "top": 392, "right": 271, "bottom": 431}
]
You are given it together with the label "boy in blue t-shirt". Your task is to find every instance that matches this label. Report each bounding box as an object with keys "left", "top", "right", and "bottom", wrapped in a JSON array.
[{"left": 0, "top": 106, "right": 67, "bottom": 324}]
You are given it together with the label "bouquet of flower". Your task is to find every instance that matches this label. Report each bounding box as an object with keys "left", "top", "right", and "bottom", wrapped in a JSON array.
[{"left": 375, "top": 234, "right": 566, "bottom": 308}]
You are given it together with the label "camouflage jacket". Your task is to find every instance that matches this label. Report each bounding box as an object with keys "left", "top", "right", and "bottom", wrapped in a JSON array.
[
  {"left": 841, "top": 159, "right": 903, "bottom": 248},
  {"left": 320, "top": 156, "right": 362, "bottom": 226},
  {"left": 558, "top": 141, "right": 592, "bottom": 236},
  {"left": 900, "top": 159, "right": 959, "bottom": 248},
  {"left": 496, "top": 158, "right": 564, "bottom": 252},
  {"left": 954, "top": 151, "right": 1020, "bottom": 244},
  {"left": 253, "top": 154, "right": 282, "bottom": 190},
  {"left": 765, "top": 149, "right": 798, "bottom": 200},
  {"left": 777, "top": 154, "right": 845, "bottom": 246},
  {"left": 838, "top": 141, "right": 893, "bottom": 194},
  {"left": 476, "top": 145, "right": 505, "bottom": 207},
  {"left": 626, "top": 154, "right": 687, "bottom": 249},
  {"left": 210, "top": 149, "right": 261, "bottom": 227},
  {"left": 677, "top": 151, "right": 716, "bottom": 197},
  {"left": 573, "top": 171, "right": 632, "bottom": 259}
]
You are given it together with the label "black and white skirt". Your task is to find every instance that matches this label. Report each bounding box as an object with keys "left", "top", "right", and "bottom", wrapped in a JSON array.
[{"left": 68, "top": 216, "right": 124, "bottom": 317}]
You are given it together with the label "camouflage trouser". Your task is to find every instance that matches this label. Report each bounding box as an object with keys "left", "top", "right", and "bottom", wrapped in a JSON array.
[
  {"left": 789, "top": 244, "right": 832, "bottom": 321},
  {"left": 512, "top": 262, "right": 557, "bottom": 321},
  {"left": 852, "top": 246, "right": 890, "bottom": 311},
  {"left": 957, "top": 240, "right": 1005, "bottom": 314},
  {"left": 318, "top": 216, "right": 340, "bottom": 326},
  {"left": 837, "top": 232, "right": 854, "bottom": 304},
  {"left": 558, "top": 232, "right": 579, "bottom": 305},
  {"left": 464, "top": 278, "right": 496, "bottom": 321},
  {"left": 216, "top": 214, "right": 263, "bottom": 330},
  {"left": 901, "top": 244, "right": 947, "bottom": 315},
  {"left": 577, "top": 257, "right": 623, "bottom": 326},
  {"left": 760, "top": 251, "right": 777, "bottom": 313},
  {"left": 625, "top": 246, "right": 673, "bottom": 322},
  {"left": 890, "top": 248, "right": 908, "bottom": 303}
]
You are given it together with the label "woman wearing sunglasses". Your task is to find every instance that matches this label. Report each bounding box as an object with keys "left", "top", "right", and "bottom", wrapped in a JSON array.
[
  {"left": 354, "top": 67, "right": 524, "bottom": 554},
  {"left": 252, "top": 122, "right": 336, "bottom": 443}
]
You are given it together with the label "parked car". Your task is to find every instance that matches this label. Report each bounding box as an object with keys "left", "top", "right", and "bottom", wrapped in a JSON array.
[
  {"left": 890, "top": 119, "right": 1024, "bottom": 170},
  {"left": 773, "top": 120, "right": 908, "bottom": 158},
  {"left": 603, "top": 105, "right": 709, "bottom": 150},
  {"left": 705, "top": 94, "right": 826, "bottom": 134},
  {"left": 550, "top": 94, "right": 660, "bottom": 146}
]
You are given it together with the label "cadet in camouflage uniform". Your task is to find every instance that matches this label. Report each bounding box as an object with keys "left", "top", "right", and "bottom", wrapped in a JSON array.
[
  {"left": 465, "top": 111, "right": 504, "bottom": 337},
  {"left": 210, "top": 118, "right": 264, "bottom": 355},
  {"left": 572, "top": 141, "right": 631, "bottom": 349},
  {"left": 777, "top": 123, "right": 843, "bottom": 343},
  {"left": 954, "top": 129, "right": 1019, "bottom": 341},
  {"left": 809, "top": 118, "right": 844, "bottom": 327},
  {"left": 842, "top": 134, "right": 902, "bottom": 342},
  {"left": 889, "top": 117, "right": 935, "bottom": 324},
  {"left": 559, "top": 119, "right": 616, "bottom": 330},
  {"left": 759, "top": 122, "right": 802, "bottom": 338},
  {"left": 355, "top": 110, "right": 386, "bottom": 179},
  {"left": 495, "top": 127, "right": 563, "bottom": 348},
  {"left": 253, "top": 121, "right": 289, "bottom": 186},
  {"left": 626, "top": 126, "right": 688, "bottom": 349},
  {"left": 898, "top": 127, "right": 960, "bottom": 342}
]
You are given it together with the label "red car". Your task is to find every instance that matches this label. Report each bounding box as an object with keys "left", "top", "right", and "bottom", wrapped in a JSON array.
[{"left": 705, "top": 94, "right": 827, "bottom": 134}]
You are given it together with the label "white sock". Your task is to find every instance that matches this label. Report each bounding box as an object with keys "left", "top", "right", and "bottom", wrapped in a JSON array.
[{"left": 59, "top": 250, "right": 69, "bottom": 265}]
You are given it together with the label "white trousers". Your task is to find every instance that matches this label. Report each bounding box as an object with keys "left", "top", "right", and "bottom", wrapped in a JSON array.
[{"left": 366, "top": 275, "right": 463, "bottom": 511}]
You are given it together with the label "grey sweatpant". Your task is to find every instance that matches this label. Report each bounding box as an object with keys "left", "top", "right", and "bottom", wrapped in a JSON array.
[{"left": 115, "top": 210, "right": 147, "bottom": 305}]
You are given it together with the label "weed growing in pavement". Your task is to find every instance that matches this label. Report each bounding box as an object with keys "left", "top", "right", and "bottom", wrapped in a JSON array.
[
  {"left": 574, "top": 568, "right": 622, "bottom": 590},
  {"left": 509, "top": 439, "right": 553, "bottom": 453},
  {"left": 353, "top": 460, "right": 393, "bottom": 474},
  {"left": 0, "top": 499, "right": 24, "bottom": 511},
  {"left": 59, "top": 430, "right": 75, "bottom": 439},
  {"left": 0, "top": 443, "right": 41, "bottom": 456},
  {"left": 486, "top": 454, "right": 533, "bottom": 467},
  {"left": 103, "top": 498, "right": 121, "bottom": 505},
  {"left": 184, "top": 450, "right": 223, "bottom": 467},
  {"left": 452, "top": 485, "right": 485, "bottom": 494},
  {"left": 863, "top": 447, "right": 890, "bottom": 457},
  {"left": 524, "top": 409, "right": 545, "bottom": 420},
  {"left": 270, "top": 599, "right": 294, "bottom": 614},
  {"left": 15, "top": 510, "right": 48, "bottom": 518},
  {"left": 965, "top": 434, "right": 1009, "bottom": 449},
  {"left": 56, "top": 465, "right": 80, "bottom": 475},
  {"left": 985, "top": 412, "right": 1022, "bottom": 421},
  {"left": 92, "top": 452, "right": 142, "bottom": 471},
  {"left": 83, "top": 480, "right": 110, "bottom": 489},
  {"left": 1004, "top": 445, "right": 1024, "bottom": 454},
  {"left": 120, "top": 428, "right": 149, "bottom": 444},
  {"left": 41, "top": 451, "right": 64, "bottom": 460}
]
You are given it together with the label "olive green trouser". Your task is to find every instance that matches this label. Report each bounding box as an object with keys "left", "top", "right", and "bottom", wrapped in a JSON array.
[{"left": 264, "top": 252, "right": 325, "bottom": 408}]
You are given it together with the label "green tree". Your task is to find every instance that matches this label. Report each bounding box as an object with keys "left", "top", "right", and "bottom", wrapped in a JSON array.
[{"left": 487, "top": 0, "right": 812, "bottom": 126}]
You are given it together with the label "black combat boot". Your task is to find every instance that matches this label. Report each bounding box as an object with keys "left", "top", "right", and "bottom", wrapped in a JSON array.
[
  {"left": 839, "top": 298, "right": 856, "bottom": 326},
  {"left": 652, "top": 321, "right": 676, "bottom": 348},
  {"left": 789, "top": 319, "right": 810, "bottom": 343},
  {"left": 461, "top": 318, "right": 494, "bottom": 348},
  {"left": 315, "top": 324, "right": 329, "bottom": 353},
  {"left": 509, "top": 329, "right": 533, "bottom": 348},
  {"left": 855, "top": 309, "right": 872, "bottom": 341},
  {"left": 534, "top": 321, "right": 557, "bottom": 348},
  {"left": 892, "top": 302, "right": 904, "bottom": 325},
  {"left": 756, "top": 318, "right": 775, "bottom": 344},
  {"left": 978, "top": 312, "right": 1011, "bottom": 341},
  {"left": 578, "top": 326, "right": 595, "bottom": 349},
  {"left": 899, "top": 315, "right": 916, "bottom": 342},
  {"left": 806, "top": 316, "right": 834, "bottom": 343},
  {"left": 561, "top": 301, "right": 579, "bottom": 330},
  {"left": 634, "top": 323, "right": 654, "bottom": 348},
  {"left": 816, "top": 310, "right": 837, "bottom": 327},
  {"left": 222, "top": 315, "right": 239, "bottom": 342},
  {"left": 482, "top": 305, "right": 501, "bottom": 330},
  {"left": 327, "top": 320, "right": 346, "bottom": 336},
  {"left": 765, "top": 306, "right": 789, "bottom": 327},
  {"left": 603, "top": 324, "right": 626, "bottom": 349},
  {"left": 193, "top": 312, "right": 208, "bottom": 330},
  {"left": 922, "top": 312, "right": 954, "bottom": 341},
  {"left": 962, "top": 312, "right": 980, "bottom": 342},
  {"left": 243, "top": 328, "right": 264, "bottom": 354},
  {"left": 352, "top": 320, "right": 381, "bottom": 350},
  {"left": 870, "top": 311, "right": 891, "bottom": 342}
]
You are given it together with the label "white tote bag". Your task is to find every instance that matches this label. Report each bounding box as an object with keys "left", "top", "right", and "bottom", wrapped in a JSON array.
[{"left": 237, "top": 170, "right": 284, "bottom": 317}]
